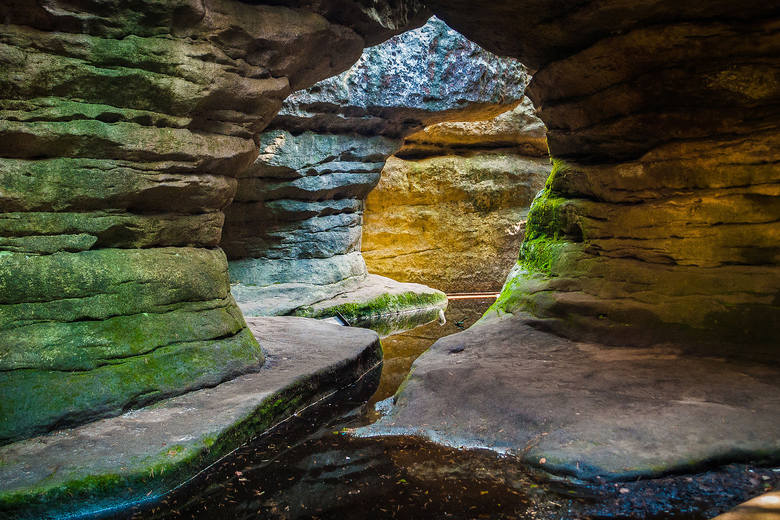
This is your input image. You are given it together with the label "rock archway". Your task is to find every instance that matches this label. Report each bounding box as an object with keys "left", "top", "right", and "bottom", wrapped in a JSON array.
[
  {"left": 221, "top": 16, "right": 530, "bottom": 318},
  {"left": 0, "top": 0, "right": 778, "bottom": 515}
]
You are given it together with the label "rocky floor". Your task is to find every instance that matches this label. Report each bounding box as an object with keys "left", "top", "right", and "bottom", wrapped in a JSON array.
[
  {"left": 358, "top": 314, "right": 780, "bottom": 485},
  {"left": 0, "top": 317, "right": 382, "bottom": 520}
]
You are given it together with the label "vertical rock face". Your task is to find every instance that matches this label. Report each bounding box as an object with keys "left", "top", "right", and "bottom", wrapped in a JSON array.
[
  {"left": 222, "top": 16, "right": 529, "bottom": 315},
  {"left": 362, "top": 99, "right": 551, "bottom": 293},
  {"left": 0, "top": 0, "right": 425, "bottom": 443},
  {"left": 430, "top": 1, "right": 780, "bottom": 359}
]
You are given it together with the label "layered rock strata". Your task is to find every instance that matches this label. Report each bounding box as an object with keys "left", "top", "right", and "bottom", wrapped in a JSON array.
[
  {"left": 427, "top": 0, "right": 780, "bottom": 359},
  {"left": 362, "top": 99, "right": 551, "bottom": 293},
  {"left": 0, "top": 0, "right": 426, "bottom": 444},
  {"left": 362, "top": 3, "right": 780, "bottom": 515},
  {"left": 0, "top": 316, "right": 383, "bottom": 519},
  {"left": 221, "top": 16, "right": 528, "bottom": 316}
]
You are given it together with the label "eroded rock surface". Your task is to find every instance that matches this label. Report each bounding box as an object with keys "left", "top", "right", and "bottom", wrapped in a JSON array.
[
  {"left": 359, "top": 314, "right": 780, "bottom": 482},
  {"left": 362, "top": 99, "right": 550, "bottom": 292},
  {"left": 0, "top": 317, "right": 382, "bottom": 519},
  {"left": 427, "top": 0, "right": 780, "bottom": 359},
  {"left": 0, "top": 0, "right": 425, "bottom": 443},
  {"left": 222, "top": 16, "right": 528, "bottom": 314}
]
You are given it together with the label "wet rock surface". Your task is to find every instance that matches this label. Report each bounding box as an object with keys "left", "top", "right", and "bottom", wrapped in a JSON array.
[
  {"left": 359, "top": 315, "right": 780, "bottom": 482},
  {"left": 222, "top": 16, "right": 528, "bottom": 314},
  {"left": 293, "top": 274, "right": 447, "bottom": 336},
  {"left": 363, "top": 99, "right": 550, "bottom": 292},
  {"left": 103, "top": 302, "right": 778, "bottom": 520},
  {"left": 0, "top": 317, "right": 382, "bottom": 520}
]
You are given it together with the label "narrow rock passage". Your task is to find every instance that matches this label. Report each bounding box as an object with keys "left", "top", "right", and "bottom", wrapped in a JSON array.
[{"left": 112, "top": 298, "right": 778, "bottom": 520}]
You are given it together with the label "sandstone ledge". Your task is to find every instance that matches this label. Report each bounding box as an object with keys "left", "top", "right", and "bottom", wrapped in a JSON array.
[
  {"left": 294, "top": 274, "right": 448, "bottom": 337},
  {"left": 0, "top": 317, "right": 382, "bottom": 520},
  {"left": 357, "top": 315, "right": 780, "bottom": 484}
]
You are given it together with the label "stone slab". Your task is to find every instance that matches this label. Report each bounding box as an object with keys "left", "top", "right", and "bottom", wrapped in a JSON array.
[
  {"left": 358, "top": 314, "right": 780, "bottom": 482},
  {"left": 297, "top": 274, "right": 448, "bottom": 336},
  {"left": 0, "top": 317, "right": 382, "bottom": 519}
]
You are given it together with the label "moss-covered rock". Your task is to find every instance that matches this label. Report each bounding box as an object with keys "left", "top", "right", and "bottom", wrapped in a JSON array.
[
  {"left": 293, "top": 275, "right": 448, "bottom": 336},
  {"left": 0, "top": 317, "right": 383, "bottom": 519},
  {"left": 0, "top": 0, "right": 428, "bottom": 443}
]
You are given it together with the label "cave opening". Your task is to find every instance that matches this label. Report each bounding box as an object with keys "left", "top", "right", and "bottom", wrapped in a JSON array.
[{"left": 0, "top": 1, "right": 778, "bottom": 519}]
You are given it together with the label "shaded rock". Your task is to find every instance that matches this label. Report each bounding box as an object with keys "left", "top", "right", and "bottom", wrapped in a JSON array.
[
  {"left": 427, "top": 1, "right": 780, "bottom": 358},
  {"left": 359, "top": 314, "right": 780, "bottom": 482},
  {"left": 223, "top": 16, "right": 529, "bottom": 315},
  {"left": 0, "top": 0, "right": 424, "bottom": 442},
  {"left": 363, "top": 99, "right": 550, "bottom": 292},
  {"left": 0, "top": 316, "right": 382, "bottom": 520}
]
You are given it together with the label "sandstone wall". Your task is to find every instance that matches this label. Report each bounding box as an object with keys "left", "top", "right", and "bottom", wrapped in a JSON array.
[
  {"left": 431, "top": 1, "right": 780, "bottom": 359},
  {"left": 222, "top": 17, "right": 528, "bottom": 315},
  {"left": 363, "top": 99, "right": 551, "bottom": 293},
  {"left": 0, "top": 0, "right": 426, "bottom": 444}
]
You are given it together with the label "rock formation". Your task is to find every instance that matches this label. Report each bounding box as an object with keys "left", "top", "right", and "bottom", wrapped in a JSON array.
[
  {"left": 1, "top": 0, "right": 778, "bottom": 516},
  {"left": 0, "top": 0, "right": 428, "bottom": 444},
  {"left": 221, "top": 16, "right": 528, "bottom": 316},
  {"left": 362, "top": 98, "right": 550, "bottom": 293},
  {"left": 429, "top": 0, "right": 780, "bottom": 360},
  {"left": 362, "top": 1, "right": 780, "bottom": 513}
]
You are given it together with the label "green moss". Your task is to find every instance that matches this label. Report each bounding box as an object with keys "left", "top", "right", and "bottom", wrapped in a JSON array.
[
  {"left": 293, "top": 291, "right": 447, "bottom": 335},
  {"left": 0, "top": 327, "right": 262, "bottom": 444},
  {"left": 524, "top": 158, "right": 578, "bottom": 243},
  {"left": 482, "top": 159, "right": 582, "bottom": 319},
  {"left": 0, "top": 473, "right": 125, "bottom": 509},
  {"left": 295, "top": 291, "right": 446, "bottom": 323},
  {"left": 519, "top": 236, "right": 570, "bottom": 276}
]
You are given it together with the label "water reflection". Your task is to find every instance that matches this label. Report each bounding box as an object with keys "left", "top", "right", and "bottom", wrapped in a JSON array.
[
  {"left": 367, "top": 297, "right": 495, "bottom": 412},
  {"left": 108, "top": 297, "right": 768, "bottom": 520}
]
